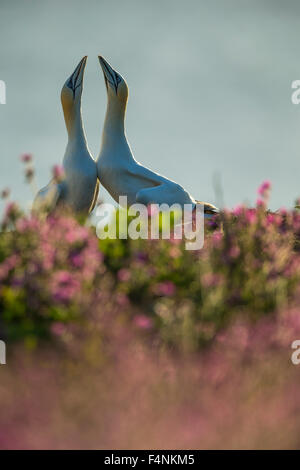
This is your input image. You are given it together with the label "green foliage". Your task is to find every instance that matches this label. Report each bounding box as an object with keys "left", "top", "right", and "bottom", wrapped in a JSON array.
[{"left": 1, "top": 197, "right": 300, "bottom": 351}]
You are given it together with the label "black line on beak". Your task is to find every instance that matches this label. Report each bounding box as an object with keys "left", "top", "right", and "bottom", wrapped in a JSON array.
[
  {"left": 100, "top": 58, "right": 121, "bottom": 94},
  {"left": 67, "top": 57, "right": 86, "bottom": 97}
]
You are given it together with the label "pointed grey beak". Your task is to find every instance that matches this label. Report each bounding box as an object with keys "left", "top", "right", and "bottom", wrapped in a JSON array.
[
  {"left": 78, "top": 55, "right": 88, "bottom": 74},
  {"left": 67, "top": 56, "right": 88, "bottom": 97},
  {"left": 98, "top": 55, "right": 121, "bottom": 94}
]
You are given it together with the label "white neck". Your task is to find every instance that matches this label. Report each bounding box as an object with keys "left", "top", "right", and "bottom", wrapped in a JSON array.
[
  {"left": 102, "top": 97, "right": 127, "bottom": 147},
  {"left": 63, "top": 100, "right": 87, "bottom": 148}
]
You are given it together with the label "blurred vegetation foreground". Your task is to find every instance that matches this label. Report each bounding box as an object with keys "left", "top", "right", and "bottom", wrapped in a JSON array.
[{"left": 1, "top": 177, "right": 300, "bottom": 449}]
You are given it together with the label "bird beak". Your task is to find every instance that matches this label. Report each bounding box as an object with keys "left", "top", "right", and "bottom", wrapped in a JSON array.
[
  {"left": 98, "top": 56, "right": 119, "bottom": 93},
  {"left": 66, "top": 56, "right": 88, "bottom": 96},
  {"left": 75, "top": 55, "right": 87, "bottom": 84}
]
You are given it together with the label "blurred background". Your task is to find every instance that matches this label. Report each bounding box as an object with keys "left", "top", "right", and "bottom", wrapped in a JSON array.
[{"left": 1, "top": 0, "right": 300, "bottom": 211}]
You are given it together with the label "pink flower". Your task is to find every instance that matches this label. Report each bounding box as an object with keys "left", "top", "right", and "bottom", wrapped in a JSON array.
[
  {"left": 51, "top": 271, "right": 80, "bottom": 303},
  {"left": 257, "top": 180, "right": 271, "bottom": 196},
  {"left": 245, "top": 209, "right": 256, "bottom": 224},
  {"left": 65, "top": 226, "right": 88, "bottom": 244},
  {"left": 16, "top": 217, "right": 40, "bottom": 232},
  {"left": 52, "top": 165, "right": 65, "bottom": 181},
  {"left": 134, "top": 314, "right": 153, "bottom": 329},
  {"left": 50, "top": 322, "right": 66, "bottom": 337},
  {"left": 256, "top": 198, "right": 265, "bottom": 207},
  {"left": 20, "top": 153, "right": 32, "bottom": 163},
  {"left": 278, "top": 207, "right": 287, "bottom": 216},
  {"left": 70, "top": 253, "right": 84, "bottom": 268},
  {"left": 54, "top": 271, "right": 73, "bottom": 284},
  {"left": 233, "top": 204, "right": 244, "bottom": 216},
  {"left": 155, "top": 281, "right": 176, "bottom": 296},
  {"left": 0, "top": 254, "right": 19, "bottom": 281},
  {"left": 212, "top": 231, "right": 223, "bottom": 246}
]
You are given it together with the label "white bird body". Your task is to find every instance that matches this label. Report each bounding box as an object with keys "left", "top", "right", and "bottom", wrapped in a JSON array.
[
  {"left": 62, "top": 140, "right": 98, "bottom": 213},
  {"left": 33, "top": 57, "right": 99, "bottom": 215},
  {"left": 97, "top": 56, "right": 217, "bottom": 215},
  {"left": 99, "top": 146, "right": 195, "bottom": 208}
]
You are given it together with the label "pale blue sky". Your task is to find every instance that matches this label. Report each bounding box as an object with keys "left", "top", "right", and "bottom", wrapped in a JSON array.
[{"left": 1, "top": 0, "right": 300, "bottom": 211}]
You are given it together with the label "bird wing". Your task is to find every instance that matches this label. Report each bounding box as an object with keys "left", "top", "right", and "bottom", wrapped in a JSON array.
[{"left": 126, "top": 163, "right": 168, "bottom": 186}]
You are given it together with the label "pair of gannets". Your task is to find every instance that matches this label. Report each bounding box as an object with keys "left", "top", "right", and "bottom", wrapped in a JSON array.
[{"left": 33, "top": 56, "right": 218, "bottom": 216}]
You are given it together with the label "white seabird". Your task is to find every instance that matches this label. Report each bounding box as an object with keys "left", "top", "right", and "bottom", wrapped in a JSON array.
[
  {"left": 96, "top": 56, "right": 218, "bottom": 216},
  {"left": 33, "top": 56, "right": 99, "bottom": 215}
]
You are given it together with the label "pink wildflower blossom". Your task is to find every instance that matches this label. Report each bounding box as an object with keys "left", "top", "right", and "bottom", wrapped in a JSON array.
[
  {"left": 52, "top": 165, "right": 65, "bottom": 181},
  {"left": 155, "top": 281, "right": 176, "bottom": 296},
  {"left": 20, "top": 153, "right": 32, "bottom": 163},
  {"left": 257, "top": 180, "right": 271, "bottom": 196},
  {"left": 134, "top": 315, "right": 153, "bottom": 329}
]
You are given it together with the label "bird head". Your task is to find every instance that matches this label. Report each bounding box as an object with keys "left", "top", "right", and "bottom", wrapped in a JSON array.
[
  {"left": 61, "top": 56, "right": 87, "bottom": 110},
  {"left": 98, "top": 56, "right": 128, "bottom": 103}
]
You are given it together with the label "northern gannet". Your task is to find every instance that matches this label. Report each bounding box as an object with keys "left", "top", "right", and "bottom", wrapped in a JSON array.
[
  {"left": 33, "top": 57, "right": 99, "bottom": 215},
  {"left": 96, "top": 56, "right": 217, "bottom": 216}
]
